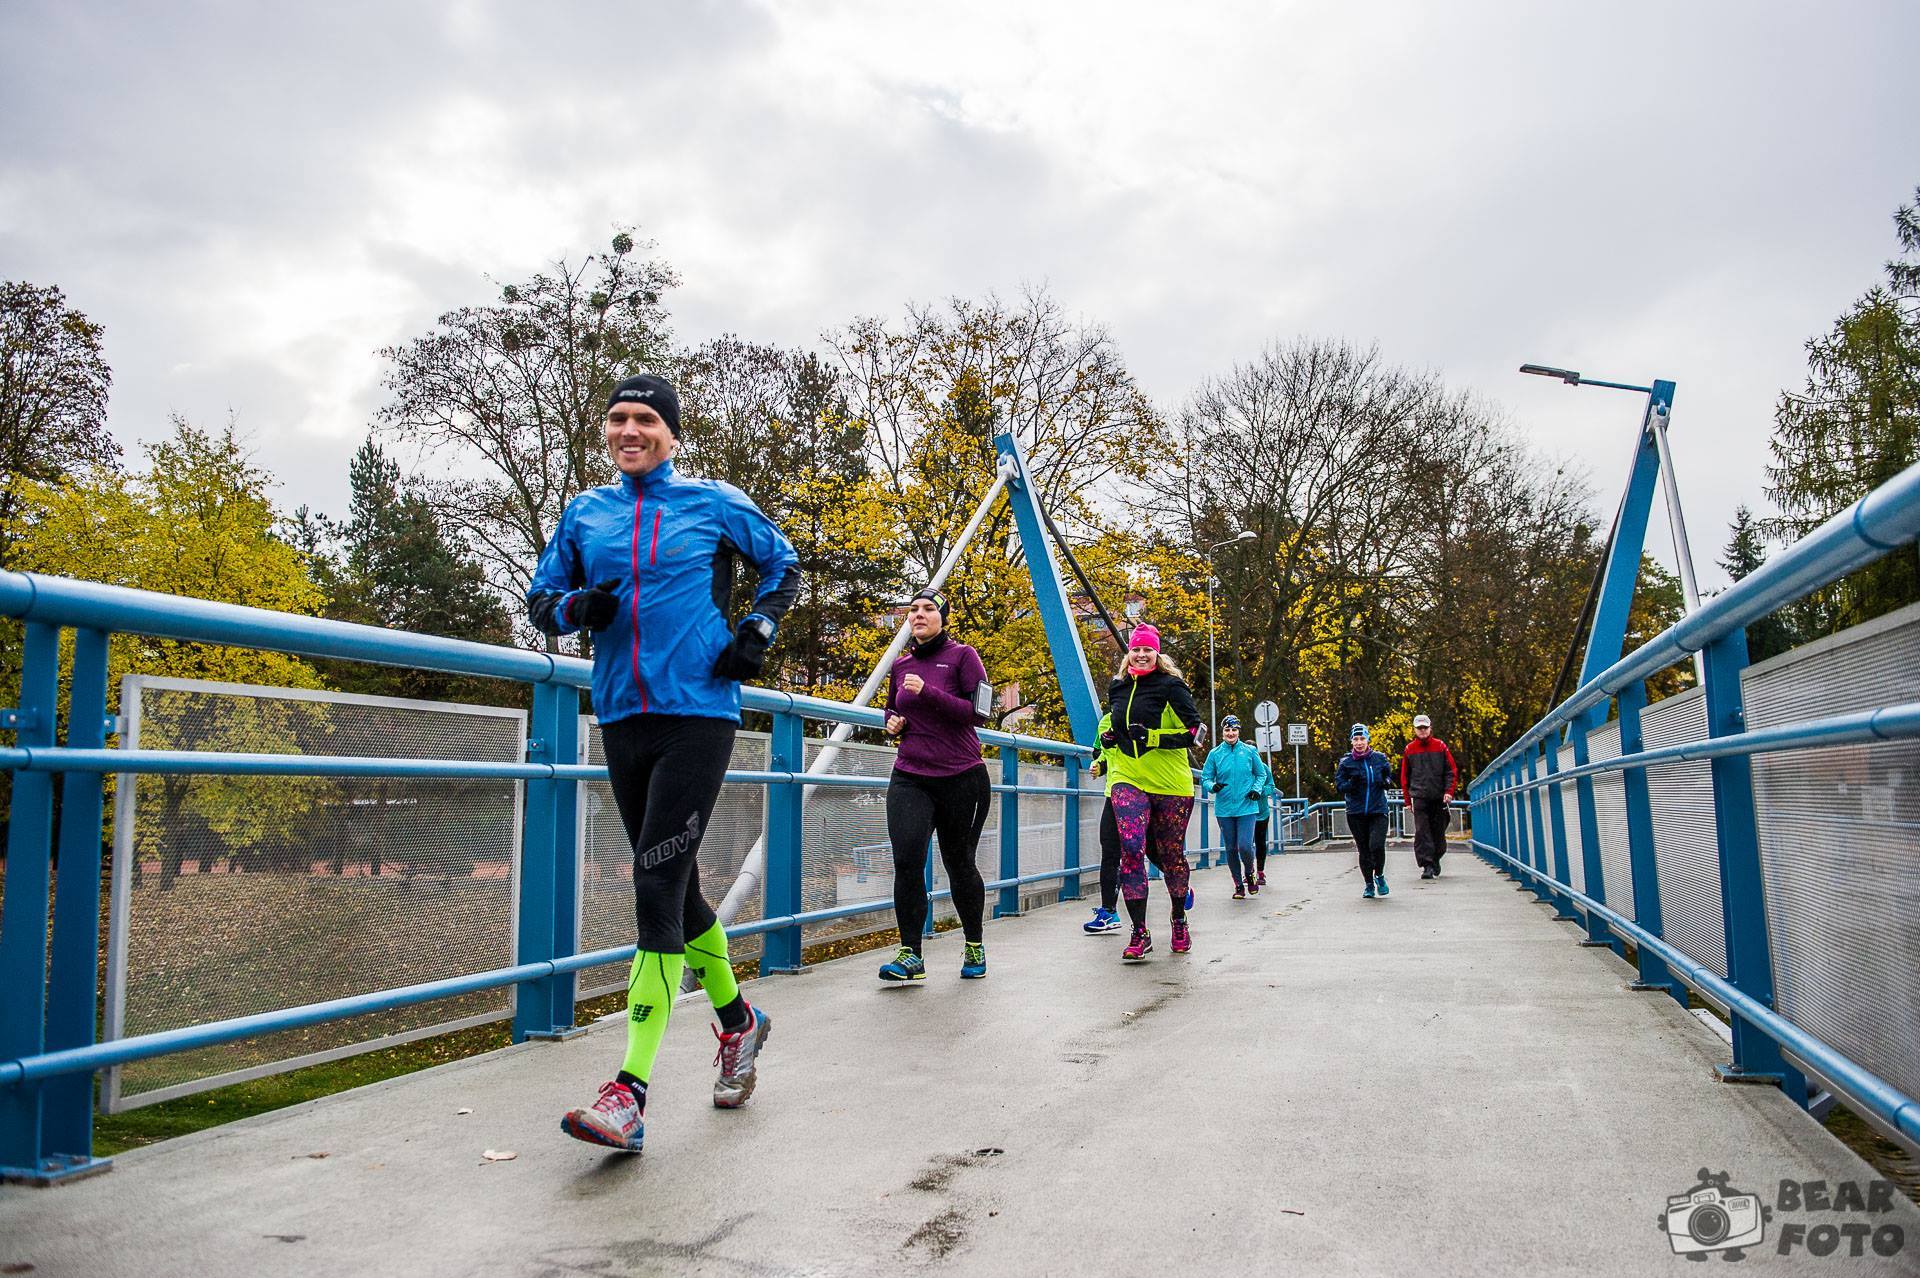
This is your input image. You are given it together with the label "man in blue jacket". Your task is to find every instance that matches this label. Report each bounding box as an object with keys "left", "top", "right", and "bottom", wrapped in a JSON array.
[
  {"left": 1335, "top": 723, "right": 1394, "bottom": 899},
  {"left": 1201, "top": 715, "right": 1273, "bottom": 897}
]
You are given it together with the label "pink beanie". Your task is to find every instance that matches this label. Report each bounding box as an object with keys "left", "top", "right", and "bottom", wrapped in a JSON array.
[{"left": 1128, "top": 624, "right": 1161, "bottom": 652}]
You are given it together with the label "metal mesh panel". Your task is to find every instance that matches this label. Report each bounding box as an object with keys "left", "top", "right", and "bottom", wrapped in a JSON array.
[
  {"left": 1555, "top": 745, "right": 1584, "bottom": 894},
  {"left": 106, "top": 678, "right": 524, "bottom": 1110},
  {"left": 800, "top": 737, "right": 904, "bottom": 945},
  {"left": 1744, "top": 605, "right": 1920, "bottom": 1104},
  {"left": 574, "top": 723, "right": 768, "bottom": 1000},
  {"left": 1585, "top": 720, "right": 1635, "bottom": 918},
  {"left": 1641, "top": 689, "right": 1726, "bottom": 976}
]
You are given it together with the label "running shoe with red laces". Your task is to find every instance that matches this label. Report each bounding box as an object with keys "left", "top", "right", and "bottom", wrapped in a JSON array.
[
  {"left": 561, "top": 1079, "right": 644, "bottom": 1152},
  {"left": 1231, "top": 884, "right": 1246, "bottom": 899},
  {"left": 712, "top": 1004, "right": 772, "bottom": 1109},
  {"left": 1122, "top": 925, "right": 1153, "bottom": 961},
  {"left": 1171, "top": 920, "right": 1192, "bottom": 954},
  {"left": 1248, "top": 878, "right": 1260, "bottom": 896}
]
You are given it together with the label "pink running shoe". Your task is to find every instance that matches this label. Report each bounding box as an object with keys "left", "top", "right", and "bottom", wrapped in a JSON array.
[
  {"left": 1171, "top": 920, "right": 1192, "bottom": 953},
  {"left": 1122, "top": 925, "right": 1153, "bottom": 961},
  {"left": 561, "top": 1080, "right": 643, "bottom": 1152}
]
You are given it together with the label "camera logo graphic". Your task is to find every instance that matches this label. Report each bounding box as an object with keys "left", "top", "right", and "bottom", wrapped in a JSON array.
[{"left": 1658, "top": 1169, "right": 1771, "bottom": 1260}]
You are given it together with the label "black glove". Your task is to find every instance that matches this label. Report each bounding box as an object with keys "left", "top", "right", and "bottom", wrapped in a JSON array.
[
  {"left": 570, "top": 579, "right": 621, "bottom": 631},
  {"left": 1127, "top": 722, "right": 1150, "bottom": 743},
  {"left": 1210, "top": 781, "right": 1226, "bottom": 794},
  {"left": 713, "top": 615, "right": 775, "bottom": 681},
  {"left": 1246, "top": 790, "right": 1263, "bottom": 803},
  {"left": 1098, "top": 730, "right": 1118, "bottom": 748}
]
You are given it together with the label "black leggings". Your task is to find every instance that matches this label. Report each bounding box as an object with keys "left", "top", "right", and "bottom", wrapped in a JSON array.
[
  {"left": 1254, "top": 817, "right": 1270, "bottom": 873},
  {"left": 1350, "top": 812, "right": 1388, "bottom": 879},
  {"left": 887, "top": 764, "right": 991, "bottom": 955},
  {"left": 600, "top": 714, "right": 737, "bottom": 953},
  {"left": 1099, "top": 798, "right": 1121, "bottom": 911}
]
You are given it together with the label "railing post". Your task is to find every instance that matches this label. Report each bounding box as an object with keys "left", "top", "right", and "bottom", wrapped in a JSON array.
[
  {"left": 760, "top": 710, "right": 805, "bottom": 975},
  {"left": 1567, "top": 717, "right": 1618, "bottom": 953},
  {"left": 42, "top": 628, "right": 113, "bottom": 1176},
  {"left": 1542, "top": 742, "right": 1579, "bottom": 919},
  {"left": 1060, "top": 755, "right": 1083, "bottom": 901},
  {"left": 1524, "top": 750, "right": 1554, "bottom": 903},
  {"left": 1194, "top": 784, "right": 1210, "bottom": 869},
  {"left": 996, "top": 746, "right": 1021, "bottom": 917},
  {"left": 1702, "top": 628, "right": 1806, "bottom": 1103},
  {"left": 1617, "top": 681, "right": 1686, "bottom": 1003},
  {"left": 0, "top": 623, "right": 62, "bottom": 1182},
  {"left": 514, "top": 680, "right": 580, "bottom": 1040}
]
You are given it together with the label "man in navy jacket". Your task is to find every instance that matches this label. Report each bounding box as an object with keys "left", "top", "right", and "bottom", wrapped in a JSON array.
[{"left": 1335, "top": 723, "right": 1394, "bottom": 899}]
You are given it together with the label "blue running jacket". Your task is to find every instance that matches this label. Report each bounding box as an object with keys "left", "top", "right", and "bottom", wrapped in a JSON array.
[{"left": 526, "top": 461, "right": 801, "bottom": 724}]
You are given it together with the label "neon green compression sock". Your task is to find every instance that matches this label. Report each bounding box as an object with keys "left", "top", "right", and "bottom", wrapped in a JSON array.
[
  {"left": 683, "top": 919, "right": 741, "bottom": 1011},
  {"left": 620, "top": 949, "right": 685, "bottom": 1085}
]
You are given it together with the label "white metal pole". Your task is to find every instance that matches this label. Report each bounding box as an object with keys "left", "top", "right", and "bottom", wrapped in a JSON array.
[
  {"left": 714, "top": 463, "right": 1014, "bottom": 927},
  {"left": 1648, "top": 404, "right": 1706, "bottom": 685},
  {"left": 1207, "top": 573, "right": 1217, "bottom": 740}
]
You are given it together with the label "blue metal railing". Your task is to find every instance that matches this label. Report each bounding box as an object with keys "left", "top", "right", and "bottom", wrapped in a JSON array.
[
  {"left": 0, "top": 570, "right": 1148, "bottom": 1182},
  {"left": 1467, "top": 459, "right": 1920, "bottom": 1149}
]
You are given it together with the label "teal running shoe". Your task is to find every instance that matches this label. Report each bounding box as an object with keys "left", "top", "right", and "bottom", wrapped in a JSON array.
[
  {"left": 878, "top": 947, "right": 926, "bottom": 982},
  {"left": 1375, "top": 875, "right": 1389, "bottom": 897},
  {"left": 1363, "top": 879, "right": 1375, "bottom": 899},
  {"left": 960, "top": 942, "right": 987, "bottom": 979}
]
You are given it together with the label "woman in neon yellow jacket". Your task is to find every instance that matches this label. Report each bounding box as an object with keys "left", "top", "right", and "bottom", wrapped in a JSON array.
[{"left": 1102, "top": 624, "right": 1203, "bottom": 961}]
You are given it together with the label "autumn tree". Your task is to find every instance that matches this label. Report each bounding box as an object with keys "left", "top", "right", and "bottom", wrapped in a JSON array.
[
  {"left": 676, "top": 339, "right": 898, "bottom": 696},
  {"left": 376, "top": 231, "right": 678, "bottom": 637},
  {"left": 11, "top": 417, "right": 330, "bottom": 884},
  {"left": 0, "top": 280, "right": 119, "bottom": 571}
]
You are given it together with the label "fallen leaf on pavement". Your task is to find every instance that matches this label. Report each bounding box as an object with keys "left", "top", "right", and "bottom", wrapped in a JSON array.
[{"left": 482, "top": 1149, "right": 517, "bottom": 1162}]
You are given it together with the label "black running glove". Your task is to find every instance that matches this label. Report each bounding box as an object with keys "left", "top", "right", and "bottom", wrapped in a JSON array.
[
  {"left": 1245, "top": 790, "right": 1263, "bottom": 803},
  {"left": 1098, "top": 730, "right": 1118, "bottom": 748},
  {"left": 713, "top": 615, "right": 775, "bottom": 681},
  {"left": 1127, "top": 723, "right": 1150, "bottom": 743},
  {"left": 570, "top": 579, "right": 622, "bottom": 631},
  {"left": 1210, "top": 781, "right": 1226, "bottom": 794}
]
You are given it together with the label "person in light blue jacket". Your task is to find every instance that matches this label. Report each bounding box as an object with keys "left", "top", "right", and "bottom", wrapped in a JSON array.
[{"left": 1200, "top": 715, "right": 1273, "bottom": 898}]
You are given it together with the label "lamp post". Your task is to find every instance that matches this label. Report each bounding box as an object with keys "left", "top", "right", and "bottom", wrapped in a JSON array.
[
  {"left": 1520, "top": 363, "right": 1704, "bottom": 684},
  {"left": 1206, "top": 530, "right": 1257, "bottom": 740}
]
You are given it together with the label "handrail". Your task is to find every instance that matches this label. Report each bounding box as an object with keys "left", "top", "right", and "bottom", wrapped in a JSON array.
[{"left": 1474, "top": 458, "right": 1920, "bottom": 781}]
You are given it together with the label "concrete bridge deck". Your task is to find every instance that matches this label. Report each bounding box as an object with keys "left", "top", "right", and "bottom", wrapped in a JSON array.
[{"left": 4, "top": 845, "right": 1915, "bottom": 1277}]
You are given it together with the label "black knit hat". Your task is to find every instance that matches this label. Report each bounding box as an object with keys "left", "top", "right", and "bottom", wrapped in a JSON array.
[
  {"left": 606, "top": 373, "right": 681, "bottom": 438},
  {"left": 910, "top": 588, "right": 949, "bottom": 622}
]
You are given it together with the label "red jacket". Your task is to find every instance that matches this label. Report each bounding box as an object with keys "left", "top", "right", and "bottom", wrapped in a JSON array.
[{"left": 1400, "top": 736, "right": 1457, "bottom": 800}]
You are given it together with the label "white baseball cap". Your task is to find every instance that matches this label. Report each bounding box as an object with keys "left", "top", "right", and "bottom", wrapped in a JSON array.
[{"left": 1413, "top": 714, "right": 1432, "bottom": 728}]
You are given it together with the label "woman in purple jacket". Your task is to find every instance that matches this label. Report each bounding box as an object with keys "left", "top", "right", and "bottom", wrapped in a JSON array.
[{"left": 878, "top": 589, "right": 994, "bottom": 982}]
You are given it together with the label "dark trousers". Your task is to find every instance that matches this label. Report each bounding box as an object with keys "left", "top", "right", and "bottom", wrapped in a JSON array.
[
  {"left": 1350, "top": 812, "right": 1388, "bottom": 880},
  {"left": 600, "top": 714, "right": 736, "bottom": 953},
  {"left": 887, "top": 764, "right": 991, "bottom": 954},
  {"left": 1099, "top": 798, "right": 1121, "bottom": 912},
  {"left": 1411, "top": 797, "right": 1451, "bottom": 869},
  {"left": 1254, "top": 817, "right": 1270, "bottom": 873}
]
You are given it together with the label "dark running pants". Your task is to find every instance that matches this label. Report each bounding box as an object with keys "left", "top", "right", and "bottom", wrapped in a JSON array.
[
  {"left": 600, "top": 714, "right": 736, "bottom": 953},
  {"left": 1350, "top": 812, "right": 1388, "bottom": 880},
  {"left": 887, "top": 764, "right": 992, "bottom": 956},
  {"left": 1412, "top": 797, "right": 1451, "bottom": 869},
  {"left": 1254, "top": 816, "right": 1270, "bottom": 873}
]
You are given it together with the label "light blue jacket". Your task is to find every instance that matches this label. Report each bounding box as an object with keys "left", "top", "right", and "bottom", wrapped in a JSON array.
[{"left": 1201, "top": 740, "right": 1273, "bottom": 820}]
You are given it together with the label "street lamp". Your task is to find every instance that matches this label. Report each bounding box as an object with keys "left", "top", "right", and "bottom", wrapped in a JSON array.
[
  {"left": 1520, "top": 361, "right": 1704, "bottom": 683},
  {"left": 1206, "top": 529, "right": 1257, "bottom": 740}
]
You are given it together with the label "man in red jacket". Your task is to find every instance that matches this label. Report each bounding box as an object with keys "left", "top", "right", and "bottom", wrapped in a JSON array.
[{"left": 1400, "top": 714, "right": 1458, "bottom": 879}]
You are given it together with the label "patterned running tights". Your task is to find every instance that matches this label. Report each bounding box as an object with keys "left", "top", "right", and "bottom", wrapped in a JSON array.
[{"left": 1109, "top": 784, "right": 1194, "bottom": 919}]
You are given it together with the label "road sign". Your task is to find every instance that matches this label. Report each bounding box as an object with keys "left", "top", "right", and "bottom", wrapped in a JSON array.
[
  {"left": 1253, "top": 700, "right": 1280, "bottom": 727},
  {"left": 1256, "top": 724, "right": 1280, "bottom": 752},
  {"left": 1287, "top": 723, "right": 1309, "bottom": 745}
]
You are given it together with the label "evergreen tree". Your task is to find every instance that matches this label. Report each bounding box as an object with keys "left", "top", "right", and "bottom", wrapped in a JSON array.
[
  {"left": 309, "top": 437, "right": 513, "bottom": 703},
  {"left": 1765, "top": 189, "right": 1920, "bottom": 633},
  {"left": 1718, "top": 505, "right": 1793, "bottom": 663}
]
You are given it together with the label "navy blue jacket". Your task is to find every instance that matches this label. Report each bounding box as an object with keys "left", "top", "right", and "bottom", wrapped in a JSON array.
[
  {"left": 527, "top": 461, "right": 800, "bottom": 724},
  {"left": 1335, "top": 749, "right": 1394, "bottom": 817}
]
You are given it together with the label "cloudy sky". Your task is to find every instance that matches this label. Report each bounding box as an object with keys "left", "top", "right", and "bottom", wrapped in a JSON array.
[{"left": 4, "top": 1, "right": 1915, "bottom": 590}]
